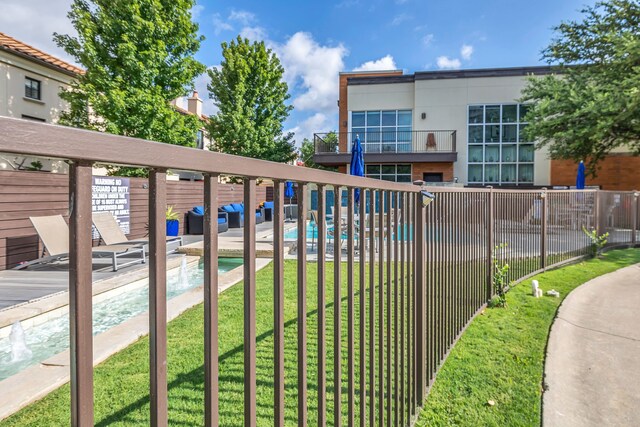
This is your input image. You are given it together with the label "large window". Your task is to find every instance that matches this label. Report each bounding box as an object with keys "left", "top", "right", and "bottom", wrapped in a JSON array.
[
  {"left": 25, "top": 77, "right": 41, "bottom": 100},
  {"left": 351, "top": 110, "right": 412, "bottom": 153},
  {"left": 467, "top": 104, "right": 534, "bottom": 185},
  {"left": 365, "top": 164, "right": 412, "bottom": 182}
]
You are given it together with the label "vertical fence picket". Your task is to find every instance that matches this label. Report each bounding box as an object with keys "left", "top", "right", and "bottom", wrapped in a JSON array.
[
  {"left": 273, "top": 181, "right": 285, "bottom": 427},
  {"left": 244, "top": 178, "right": 257, "bottom": 427},
  {"left": 318, "top": 185, "right": 327, "bottom": 427},
  {"left": 297, "top": 183, "right": 308, "bottom": 426},
  {"left": 334, "top": 187, "right": 342, "bottom": 427}
]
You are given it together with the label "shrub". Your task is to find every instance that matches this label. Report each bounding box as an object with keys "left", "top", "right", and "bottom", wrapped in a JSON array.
[{"left": 582, "top": 227, "right": 609, "bottom": 257}]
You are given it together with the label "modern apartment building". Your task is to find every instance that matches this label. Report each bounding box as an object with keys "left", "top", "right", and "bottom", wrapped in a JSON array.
[{"left": 313, "top": 67, "right": 639, "bottom": 190}]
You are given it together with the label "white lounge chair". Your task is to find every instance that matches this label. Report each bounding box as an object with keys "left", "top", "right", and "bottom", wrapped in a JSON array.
[
  {"left": 15, "top": 215, "right": 146, "bottom": 271},
  {"left": 92, "top": 212, "right": 183, "bottom": 252}
]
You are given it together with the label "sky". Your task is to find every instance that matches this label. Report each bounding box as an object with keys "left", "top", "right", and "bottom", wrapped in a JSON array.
[{"left": 1, "top": 0, "right": 597, "bottom": 145}]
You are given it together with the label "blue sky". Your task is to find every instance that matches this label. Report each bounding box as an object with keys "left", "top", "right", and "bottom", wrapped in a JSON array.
[{"left": 3, "top": 0, "right": 596, "bottom": 144}]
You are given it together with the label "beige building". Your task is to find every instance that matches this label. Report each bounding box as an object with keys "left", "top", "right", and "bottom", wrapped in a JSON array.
[
  {"left": 315, "top": 67, "right": 555, "bottom": 187},
  {"left": 0, "top": 32, "right": 211, "bottom": 179},
  {"left": 0, "top": 32, "right": 81, "bottom": 173}
]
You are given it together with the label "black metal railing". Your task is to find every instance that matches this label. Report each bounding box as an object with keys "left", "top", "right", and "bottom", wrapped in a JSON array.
[{"left": 314, "top": 130, "right": 457, "bottom": 154}]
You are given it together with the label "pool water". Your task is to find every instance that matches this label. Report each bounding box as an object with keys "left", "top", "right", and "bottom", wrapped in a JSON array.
[
  {"left": 284, "top": 221, "right": 414, "bottom": 241},
  {"left": 0, "top": 258, "right": 242, "bottom": 381}
]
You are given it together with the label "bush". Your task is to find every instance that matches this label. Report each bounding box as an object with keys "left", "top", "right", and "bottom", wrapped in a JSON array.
[{"left": 582, "top": 227, "right": 609, "bottom": 257}]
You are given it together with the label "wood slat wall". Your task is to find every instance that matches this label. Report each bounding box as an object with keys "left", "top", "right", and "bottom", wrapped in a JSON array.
[{"left": 0, "top": 171, "right": 269, "bottom": 270}]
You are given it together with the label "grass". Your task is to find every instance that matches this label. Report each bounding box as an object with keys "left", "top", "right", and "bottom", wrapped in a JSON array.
[
  {"left": 2, "top": 260, "right": 381, "bottom": 426},
  {"left": 3, "top": 249, "right": 639, "bottom": 426},
  {"left": 416, "top": 248, "right": 640, "bottom": 426}
]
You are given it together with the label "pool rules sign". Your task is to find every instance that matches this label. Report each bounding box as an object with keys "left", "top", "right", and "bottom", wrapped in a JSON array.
[{"left": 91, "top": 176, "right": 131, "bottom": 237}]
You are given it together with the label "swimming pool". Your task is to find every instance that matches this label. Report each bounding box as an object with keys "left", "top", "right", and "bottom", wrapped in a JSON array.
[{"left": 0, "top": 258, "right": 242, "bottom": 381}]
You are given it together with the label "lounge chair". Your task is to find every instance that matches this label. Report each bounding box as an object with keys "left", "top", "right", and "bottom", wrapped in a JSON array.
[
  {"left": 15, "top": 215, "right": 145, "bottom": 271},
  {"left": 92, "top": 212, "right": 183, "bottom": 251}
]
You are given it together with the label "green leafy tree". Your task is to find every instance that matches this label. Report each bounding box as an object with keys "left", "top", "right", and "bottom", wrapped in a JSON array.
[
  {"left": 54, "top": 0, "right": 206, "bottom": 176},
  {"left": 299, "top": 132, "right": 338, "bottom": 171},
  {"left": 207, "top": 36, "right": 296, "bottom": 164},
  {"left": 520, "top": 0, "right": 640, "bottom": 176}
]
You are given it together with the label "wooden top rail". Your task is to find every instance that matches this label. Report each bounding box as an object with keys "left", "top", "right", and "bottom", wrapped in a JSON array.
[{"left": 0, "top": 117, "right": 420, "bottom": 193}]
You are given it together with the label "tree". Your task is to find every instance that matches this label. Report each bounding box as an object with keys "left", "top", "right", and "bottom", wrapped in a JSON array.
[
  {"left": 299, "top": 132, "right": 338, "bottom": 171},
  {"left": 206, "top": 36, "right": 296, "bottom": 164},
  {"left": 520, "top": 0, "right": 640, "bottom": 176},
  {"left": 55, "top": 0, "right": 206, "bottom": 176}
]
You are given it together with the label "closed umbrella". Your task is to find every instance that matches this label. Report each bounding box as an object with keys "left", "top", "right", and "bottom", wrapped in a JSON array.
[
  {"left": 285, "top": 181, "right": 295, "bottom": 221},
  {"left": 576, "top": 161, "right": 586, "bottom": 190},
  {"left": 350, "top": 135, "right": 365, "bottom": 204}
]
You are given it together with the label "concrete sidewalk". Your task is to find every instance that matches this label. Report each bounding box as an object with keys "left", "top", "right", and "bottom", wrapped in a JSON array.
[{"left": 543, "top": 263, "right": 640, "bottom": 427}]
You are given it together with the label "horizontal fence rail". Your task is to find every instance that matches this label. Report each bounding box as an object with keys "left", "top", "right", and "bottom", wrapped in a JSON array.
[{"left": 1, "top": 116, "right": 638, "bottom": 427}]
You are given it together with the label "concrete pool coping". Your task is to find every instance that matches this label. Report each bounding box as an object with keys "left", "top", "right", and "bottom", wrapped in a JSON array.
[{"left": 0, "top": 257, "right": 272, "bottom": 421}]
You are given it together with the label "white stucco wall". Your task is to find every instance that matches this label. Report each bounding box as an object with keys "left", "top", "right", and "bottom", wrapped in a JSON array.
[{"left": 346, "top": 74, "right": 552, "bottom": 186}]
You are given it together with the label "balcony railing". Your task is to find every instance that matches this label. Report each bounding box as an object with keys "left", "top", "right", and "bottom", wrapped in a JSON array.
[
  {"left": 314, "top": 130, "right": 456, "bottom": 154},
  {"left": 1, "top": 116, "right": 638, "bottom": 426}
]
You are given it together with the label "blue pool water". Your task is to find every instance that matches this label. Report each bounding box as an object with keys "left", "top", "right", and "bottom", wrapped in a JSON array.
[
  {"left": 0, "top": 258, "right": 242, "bottom": 381},
  {"left": 284, "top": 222, "right": 415, "bottom": 241}
]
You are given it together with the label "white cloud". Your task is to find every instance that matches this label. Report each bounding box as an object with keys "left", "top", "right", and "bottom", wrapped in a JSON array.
[
  {"left": 229, "top": 10, "right": 256, "bottom": 26},
  {"left": 287, "top": 113, "right": 334, "bottom": 146},
  {"left": 461, "top": 44, "right": 474, "bottom": 60},
  {"left": 436, "top": 56, "right": 461, "bottom": 70},
  {"left": 353, "top": 55, "right": 397, "bottom": 72},
  {"left": 390, "top": 13, "right": 410, "bottom": 26},
  {"left": 212, "top": 13, "right": 233, "bottom": 35},
  {"left": 422, "top": 34, "right": 434, "bottom": 47},
  {"left": 191, "top": 4, "right": 204, "bottom": 19},
  {"left": 0, "top": 0, "right": 77, "bottom": 64},
  {"left": 276, "top": 32, "right": 347, "bottom": 114},
  {"left": 240, "top": 26, "right": 267, "bottom": 42}
]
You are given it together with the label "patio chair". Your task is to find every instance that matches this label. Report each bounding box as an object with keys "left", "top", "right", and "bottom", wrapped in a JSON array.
[
  {"left": 16, "top": 215, "right": 145, "bottom": 272},
  {"left": 92, "top": 212, "right": 183, "bottom": 252}
]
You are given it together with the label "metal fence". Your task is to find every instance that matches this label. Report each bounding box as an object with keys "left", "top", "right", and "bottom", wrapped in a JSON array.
[{"left": 0, "top": 116, "right": 638, "bottom": 426}]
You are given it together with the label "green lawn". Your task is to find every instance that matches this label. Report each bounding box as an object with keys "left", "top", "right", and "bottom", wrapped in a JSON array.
[
  {"left": 2, "top": 261, "right": 382, "bottom": 426},
  {"left": 416, "top": 248, "right": 640, "bottom": 426},
  {"left": 3, "top": 249, "right": 638, "bottom": 426}
]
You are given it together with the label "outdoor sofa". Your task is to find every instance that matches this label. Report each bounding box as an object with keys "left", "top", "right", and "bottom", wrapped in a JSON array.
[
  {"left": 262, "top": 201, "right": 274, "bottom": 221},
  {"left": 219, "top": 203, "right": 265, "bottom": 228},
  {"left": 186, "top": 206, "right": 229, "bottom": 235}
]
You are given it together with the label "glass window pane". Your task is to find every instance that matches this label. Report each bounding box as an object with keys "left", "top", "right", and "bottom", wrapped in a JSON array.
[
  {"left": 485, "top": 125, "right": 500, "bottom": 143},
  {"left": 366, "top": 127, "right": 380, "bottom": 142},
  {"left": 397, "top": 165, "right": 411, "bottom": 174},
  {"left": 485, "top": 105, "right": 500, "bottom": 123},
  {"left": 519, "top": 144, "right": 534, "bottom": 162},
  {"left": 502, "top": 105, "right": 517, "bottom": 123},
  {"left": 518, "top": 123, "right": 530, "bottom": 142},
  {"left": 468, "top": 106, "right": 483, "bottom": 123},
  {"left": 397, "top": 127, "right": 412, "bottom": 143},
  {"left": 382, "top": 143, "right": 396, "bottom": 152},
  {"left": 381, "top": 165, "right": 395, "bottom": 174},
  {"left": 502, "top": 144, "right": 516, "bottom": 162},
  {"left": 468, "top": 165, "right": 483, "bottom": 183},
  {"left": 518, "top": 164, "right": 534, "bottom": 182},
  {"left": 468, "top": 125, "right": 483, "bottom": 143},
  {"left": 382, "top": 129, "right": 396, "bottom": 142},
  {"left": 366, "top": 165, "right": 380, "bottom": 175},
  {"left": 382, "top": 111, "right": 396, "bottom": 126},
  {"left": 397, "top": 175, "right": 411, "bottom": 183},
  {"left": 469, "top": 146, "right": 483, "bottom": 163},
  {"left": 502, "top": 125, "right": 517, "bottom": 142},
  {"left": 397, "top": 143, "right": 411, "bottom": 152},
  {"left": 381, "top": 175, "right": 396, "bottom": 182},
  {"left": 398, "top": 110, "right": 412, "bottom": 126},
  {"left": 501, "top": 165, "right": 516, "bottom": 183},
  {"left": 352, "top": 112, "right": 365, "bottom": 127},
  {"left": 367, "top": 111, "right": 381, "bottom": 126},
  {"left": 485, "top": 145, "right": 499, "bottom": 163},
  {"left": 352, "top": 127, "right": 365, "bottom": 138},
  {"left": 365, "top": 143, "right": 380, "bottom": 153},
  {"left": 519, "top": 104, "right": 530, "bottom": 121},
  {"left": 485, "top": 165, "right": 499, "bottom": 183}
]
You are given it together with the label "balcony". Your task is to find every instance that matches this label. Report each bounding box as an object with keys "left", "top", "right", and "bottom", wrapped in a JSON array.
[{"left": 313, "top": 130, "right": 457, "bottom": 166}]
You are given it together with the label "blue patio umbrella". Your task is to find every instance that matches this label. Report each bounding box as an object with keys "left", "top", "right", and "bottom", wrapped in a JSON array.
[
  {"left": 285, "top": 181, "right": 295, "bottom": 220},
  {"left": 576, "top": 161, "right": 586, "bottom": 190},
  {"left": 350, "top": 135, "right": 365, "bottom": 204}
]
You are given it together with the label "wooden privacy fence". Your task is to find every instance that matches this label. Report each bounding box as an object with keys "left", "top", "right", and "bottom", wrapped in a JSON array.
[
  {"left": 0, "top": 116, "right": 638, "bottom": 427},
  {"left": 0, "top": 170, "right": 269, "bottom": 270}
]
